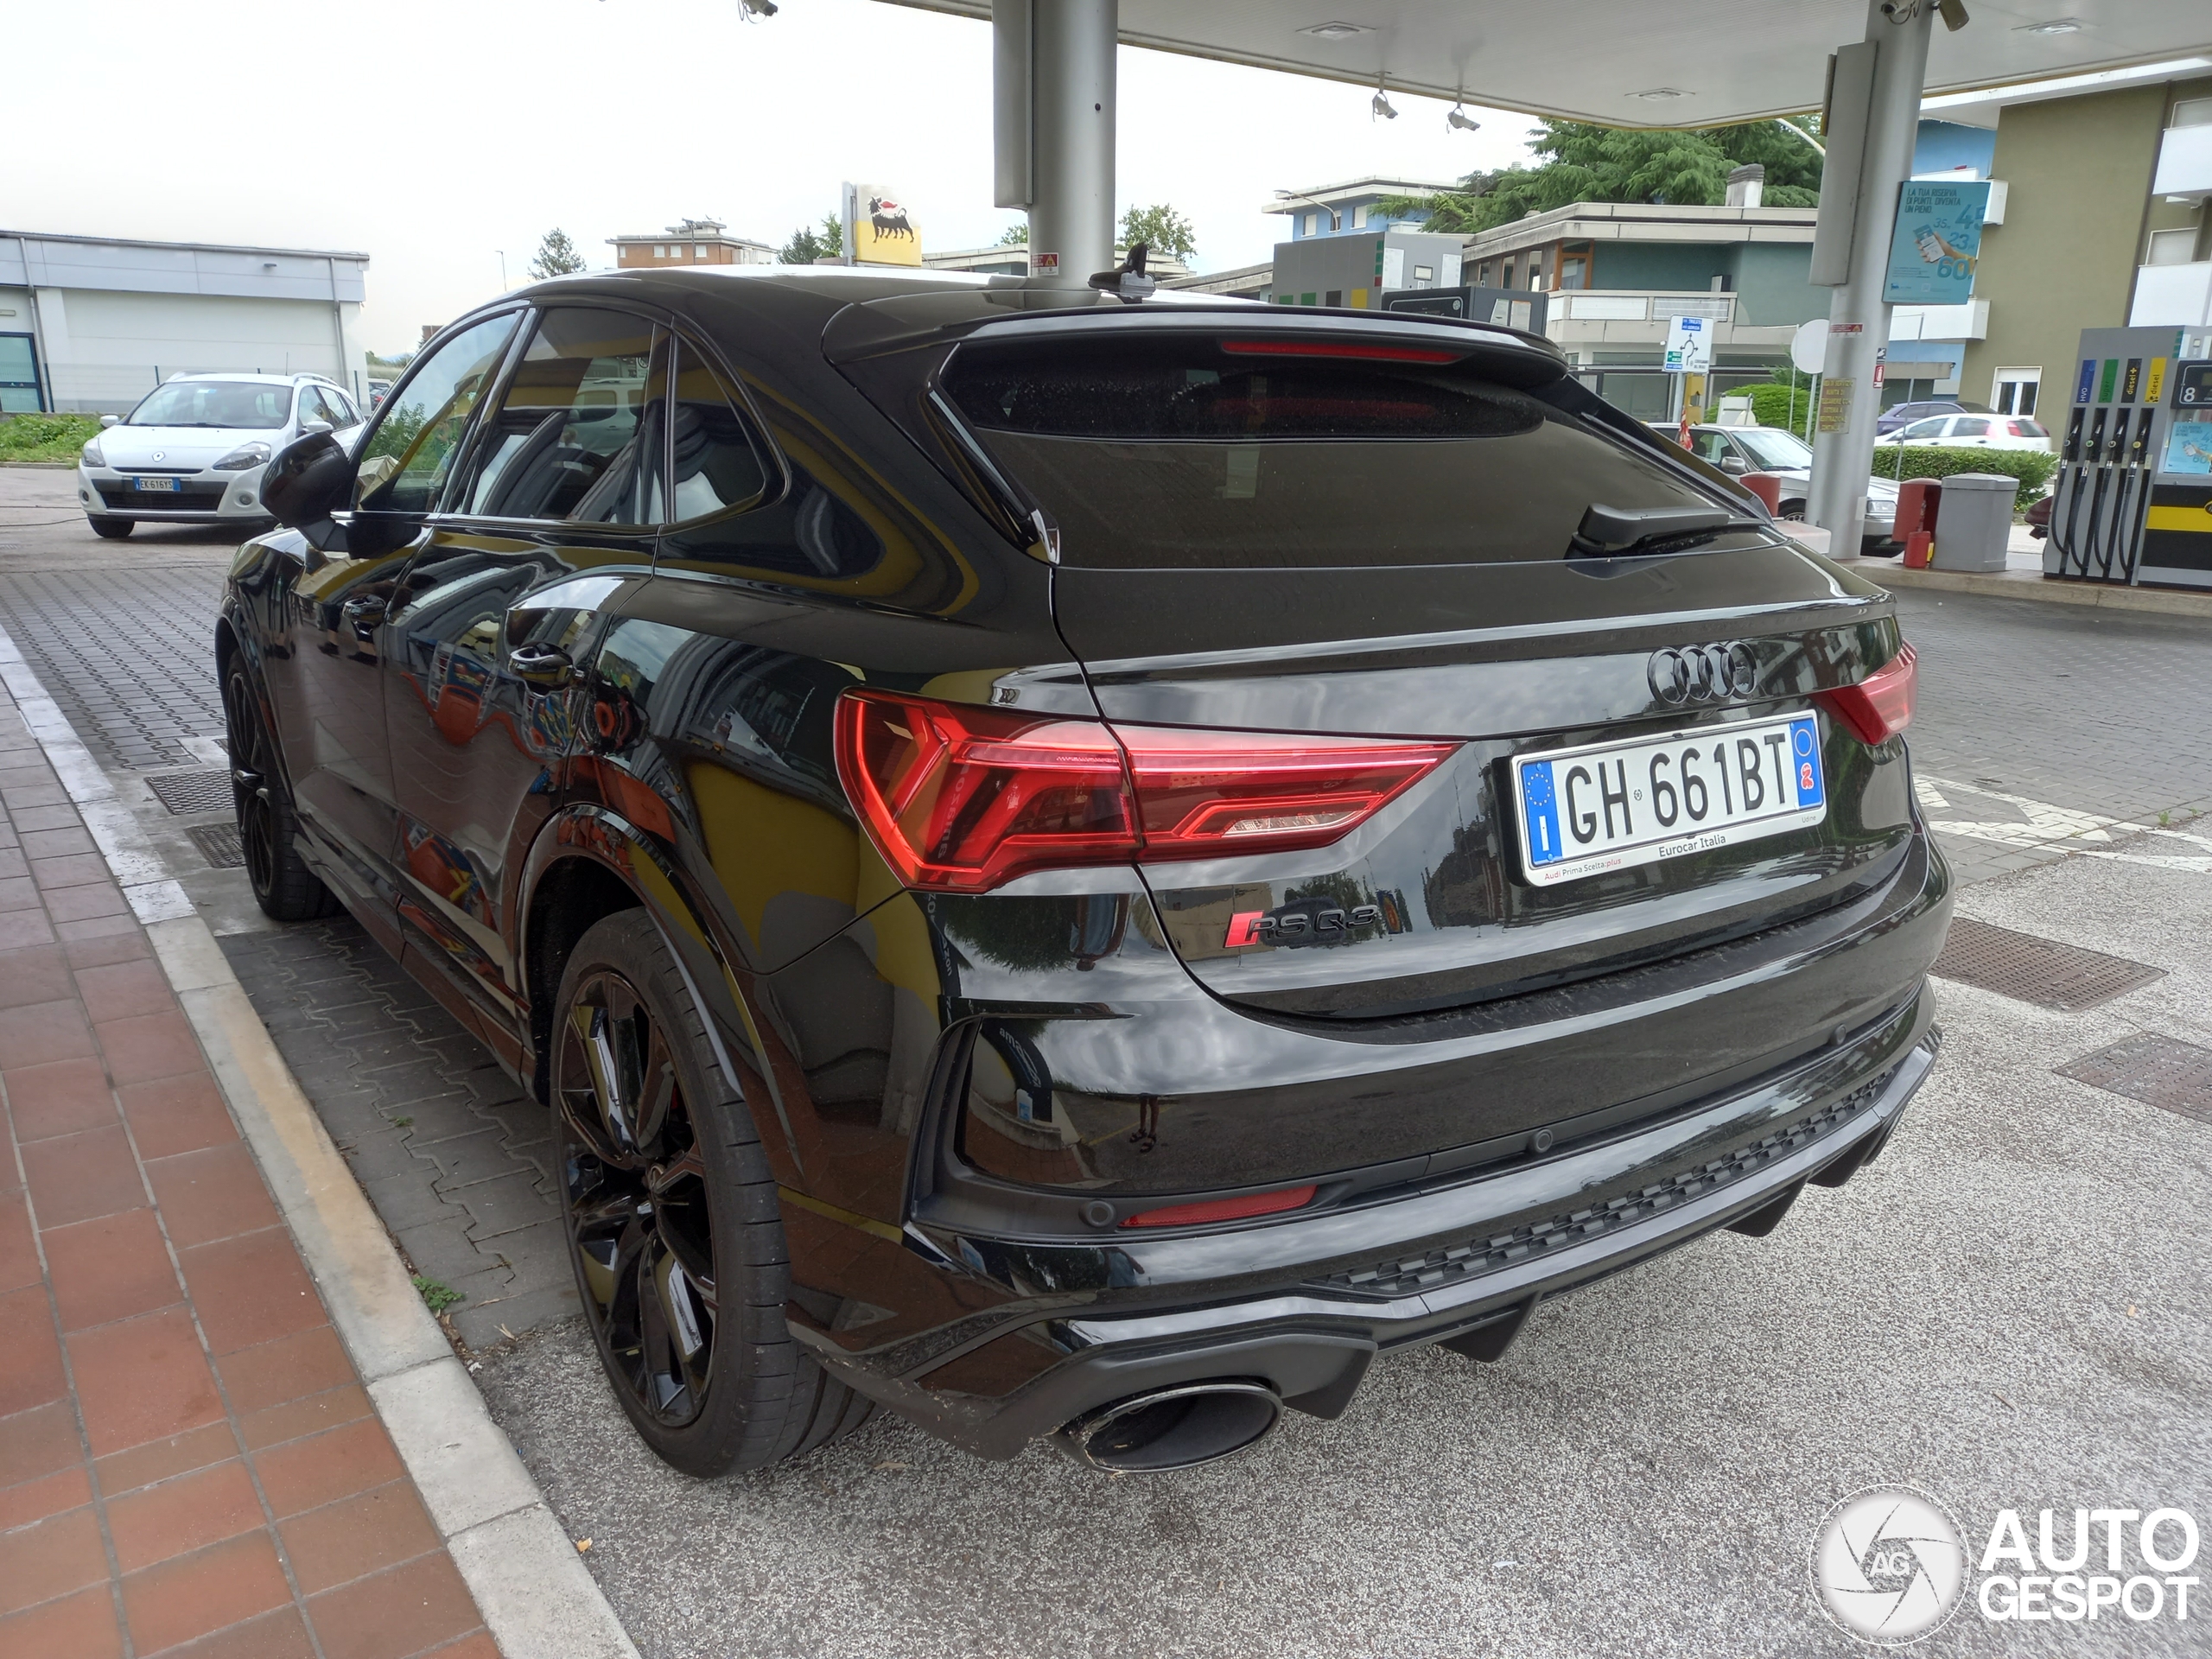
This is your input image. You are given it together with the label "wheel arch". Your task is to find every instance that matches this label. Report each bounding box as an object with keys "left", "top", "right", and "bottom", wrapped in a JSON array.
[{"left": 517, "top": 805, "right": 782, "bottom": 1164}]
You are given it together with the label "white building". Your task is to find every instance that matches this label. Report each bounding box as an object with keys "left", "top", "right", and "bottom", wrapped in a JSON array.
[{"left": 0, "top": 230, "right": 371, "bottom": 415}]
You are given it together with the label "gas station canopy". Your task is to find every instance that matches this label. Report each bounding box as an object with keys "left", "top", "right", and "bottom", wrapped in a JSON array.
[{"left": 884, "top": 0, "right": 2212, "bottom": 125}]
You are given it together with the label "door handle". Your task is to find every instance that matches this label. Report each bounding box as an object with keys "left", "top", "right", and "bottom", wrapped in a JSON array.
[{"left": 508, "top": 642, "right": 574, "bottom": 687}]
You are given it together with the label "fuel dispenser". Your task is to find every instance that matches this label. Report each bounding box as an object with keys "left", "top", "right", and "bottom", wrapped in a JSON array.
[{"left": 2045, "top": 325, "right": 2212, "bottom": 589}]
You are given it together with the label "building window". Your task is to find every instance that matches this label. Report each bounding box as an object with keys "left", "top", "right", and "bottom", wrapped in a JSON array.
[
  {"left": 1501, "top": 262, "right": 1516, "bottom": 288},
  {"left": 1352, "top": 204, "right": 1370, "bottom": 229},
  {"left": 1559, "top": 243, "right": 1592, "bottom": 290},
  {"left": 2146, "top": 227, "right": 2198, "bottom": 265},
  {"left": 654, "top": 245, "right": 667, "bottom": 258},
  {"left": 1301, "top": 213, "right": 1318, "bottom": 236},
  {"left": 695, "top": 245, "right": 708, "bottom": 258},
  {"left": 1992, "top": 367, "right": 2041, "bottom": 416}
]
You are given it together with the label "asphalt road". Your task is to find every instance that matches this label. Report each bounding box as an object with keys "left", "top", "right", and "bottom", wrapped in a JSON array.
[{"left": 6, "top": 467, "right": 2211, "bottom": 1655}]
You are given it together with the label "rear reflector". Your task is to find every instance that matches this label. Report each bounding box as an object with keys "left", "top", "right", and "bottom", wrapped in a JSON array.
[
  {"left": 1818, "top": 641, "right": 1917, "bottom": 744},
  {"left": 1218, "top": 339, "right": 1464, "bottom": 365},
  {"left": 833, "top": 690, "right": 1455, "bottom": 893},
  {"left": 1121, "top": 1184, "right": 1318, "bottom": 1229}
]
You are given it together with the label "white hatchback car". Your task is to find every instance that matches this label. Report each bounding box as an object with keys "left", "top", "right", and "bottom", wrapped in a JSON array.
[
  {"left": 1876, "top": 410, "right": 2053, "bottom": 454},
  {"left": 76, "top": 372, "right": 365, "bottom": 538}
]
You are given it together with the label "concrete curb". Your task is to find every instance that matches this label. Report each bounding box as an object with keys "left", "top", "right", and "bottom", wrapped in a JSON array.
[
  {"left": 0, "top": 622, "right": 639, "bottom": 1659},
  {"left": 1835, "top": 556, "right": 2212, "bottom": 619}
]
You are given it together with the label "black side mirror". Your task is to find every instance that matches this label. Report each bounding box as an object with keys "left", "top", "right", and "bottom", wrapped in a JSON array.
[{"left": 262, "top": 429, "right": 354, "bottom": 547}]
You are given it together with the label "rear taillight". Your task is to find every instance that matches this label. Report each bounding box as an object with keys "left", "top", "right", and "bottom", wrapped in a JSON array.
[
  {"left": 1818, "top": 642, "right": 1917, "bottom": 744},
  {"left": 833, "top": 690, "right": 1455, "bottom": 893}
]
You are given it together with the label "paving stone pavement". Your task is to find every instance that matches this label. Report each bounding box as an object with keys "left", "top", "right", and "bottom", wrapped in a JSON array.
[
  {"left": 215, "top": 920, "right": 579, "bottom": 1351},
  {"left": 0, "top": 563, "right": 230, "bottom": 772},
  {"left": 0, "top": 672, "right": 497, "bottom": 1659}
]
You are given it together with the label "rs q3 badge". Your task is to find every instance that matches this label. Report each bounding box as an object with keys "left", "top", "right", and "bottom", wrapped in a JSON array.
[{"left": 1227, "top": 898, "right": 1383, "bottom": 948}]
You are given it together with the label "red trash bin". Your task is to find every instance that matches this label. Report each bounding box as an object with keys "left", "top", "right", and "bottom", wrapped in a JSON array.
[
  {"left": 1740, "top": 472, "right": 1783, "bottom": 513},
  {"left": 1893, "top": 478, "right": 1941, "bottom": 568}
]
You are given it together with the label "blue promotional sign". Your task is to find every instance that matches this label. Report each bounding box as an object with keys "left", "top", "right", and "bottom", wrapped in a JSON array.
[{"left": 1882, "top": 180, "right": 1991, "bottom": 306}]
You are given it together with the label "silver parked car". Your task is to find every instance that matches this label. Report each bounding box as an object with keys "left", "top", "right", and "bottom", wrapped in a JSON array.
[
  {"left": 77, "top": 372, "right": 365, "bottom": 539},
  {"left": 1651, "top": 423, "right": 1904, "bottom": 554}
]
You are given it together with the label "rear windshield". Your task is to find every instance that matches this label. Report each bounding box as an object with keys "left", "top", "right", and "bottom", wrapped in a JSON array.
[{"left": 942, "top": 337, "right": 1724, "bottom": 569}]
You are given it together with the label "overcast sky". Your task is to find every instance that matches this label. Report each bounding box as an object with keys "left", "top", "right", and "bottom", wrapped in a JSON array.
[{"left": 5, "top": 0, "right": 1537, "bottom": 353}]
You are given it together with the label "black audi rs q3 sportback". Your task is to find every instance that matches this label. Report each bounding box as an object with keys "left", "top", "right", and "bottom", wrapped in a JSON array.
[{"left": 223, "top": 269, "right": 1948, "bottom": 1476}]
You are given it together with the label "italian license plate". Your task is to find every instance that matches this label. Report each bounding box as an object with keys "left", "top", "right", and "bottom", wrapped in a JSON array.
[
  {"left": 133, "top": 475, "right": 178, "bottom": 492},
  {"left": 1513, "top": 712, "right": 1826, "bottom": 887}
]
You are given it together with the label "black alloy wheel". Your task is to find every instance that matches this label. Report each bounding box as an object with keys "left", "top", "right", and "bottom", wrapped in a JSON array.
[
  {"left": 220, "top": 659, "right": 338, "bottom": 921},
  {"left": 551, "top": 911, "right": 874, "bottom": 1475},
  {"left": 558, "top": 966, "right": 719, "bottom": 1428}
]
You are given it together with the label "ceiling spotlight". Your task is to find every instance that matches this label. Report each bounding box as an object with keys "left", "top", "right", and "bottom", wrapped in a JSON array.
[
  {"left": 1372, "top": 74, "right": 1398, "bottom": 121},
  {"left": 1631, "top": 87, "right": 1691, "bottom": 101},
  {"left": 1300, "top": 21, "right": 1372, "bottom": 41},
  {"left": 2016, "top": 16, "right": 2082, "bottom": 34},
  {"left": 1446, "top": 103, "right": 1481, "bottom": 133}
]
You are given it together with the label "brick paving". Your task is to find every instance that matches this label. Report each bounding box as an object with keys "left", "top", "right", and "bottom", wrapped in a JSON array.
[
  {"left": 0, "top": 566, "right": 229, "bottom": 772},
  {"left": 219, "top": 923, "right": 576, "bottom": 1352},
  {"left": 0, "top": 680, "right": 495, "bottom": 1659}
]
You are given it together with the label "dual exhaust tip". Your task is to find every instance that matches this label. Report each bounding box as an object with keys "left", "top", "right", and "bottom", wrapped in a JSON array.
[{"left": 1052, "top": 1381, "right": 1282, "bottom": 1472}]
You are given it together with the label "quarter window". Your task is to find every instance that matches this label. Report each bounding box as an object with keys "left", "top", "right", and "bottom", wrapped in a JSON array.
[
  {"left": 457, "top": 308, "right": 668, "bottom": 525},
  {"left": 668, "top": 337, "right": 769, "bottom": 521},
  {"left": 357, "top": 312, "right": 521, "bottom": 516}
]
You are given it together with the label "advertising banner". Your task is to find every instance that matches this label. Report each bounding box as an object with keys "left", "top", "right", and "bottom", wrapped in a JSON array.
[{"left": 1883, "top": 179, "right": 1990, "bottom": 306}]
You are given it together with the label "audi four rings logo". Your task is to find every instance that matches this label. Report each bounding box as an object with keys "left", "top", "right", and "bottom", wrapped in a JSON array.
[{"left": 1649, "top": 642, "right": 1758, "bottom": 706}]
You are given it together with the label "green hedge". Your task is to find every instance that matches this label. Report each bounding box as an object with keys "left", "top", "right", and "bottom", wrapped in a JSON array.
[
  {"left": 1738, "top": 382, "right": 1817, "bottom": 437},
  {"left": 1867, "top": 444, "right": 2056, "bottom": 497},
  {"left": 0, "top": 413, "right": 102, "bottom": 463}
]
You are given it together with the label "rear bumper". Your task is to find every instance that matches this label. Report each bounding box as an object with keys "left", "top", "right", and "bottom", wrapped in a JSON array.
[{"left": 813, "top": 991, "right": 1940, "bottom": 1459}]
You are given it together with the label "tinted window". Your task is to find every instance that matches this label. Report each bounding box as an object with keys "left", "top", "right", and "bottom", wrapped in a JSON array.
[
  {"left": 457, "top": 308, "right": 667, "bottom": 524},
  {"left": 1950, "top": 417, "right": 1992, "bottom": 437},
  {"left": 129, "top": 380, "right": 290, "bottom": 429},
  {"left": 943, "top": 336, "right": 1718, "bottom": 569},
  {"left": 358, "top": 313, "right": 521, "bottom": 515},
  {"left": 668, "top": 335, "right": 768, "bottom": 521},
  {"left": 1896, "top": 417, "right": 1947, "bottom": 441}
]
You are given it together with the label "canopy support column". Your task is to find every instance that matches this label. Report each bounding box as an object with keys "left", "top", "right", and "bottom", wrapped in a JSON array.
[
  {"left": 995, "top": 0, "right": 1116, "bottom": 283},
  {"left": 1807, "top": 0, "right": 1934, "bottom": 552}
]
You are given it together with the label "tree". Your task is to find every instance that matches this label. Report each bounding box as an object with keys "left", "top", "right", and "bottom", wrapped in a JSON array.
[
  {"left": 995, "top": 220, "right": 1029, "bottom": 247},
  {"left": 778, "top": 213, "right": 844, "bottom": 265},
  {"left": 1119, "top": 203, "right": 1196, "bottom": 262},
  {"left": 1380, "top": 117, "right": 1825, "bottom": 236},
  {"left": 528, "top": 228, "right": 588, "bottom": 280}
]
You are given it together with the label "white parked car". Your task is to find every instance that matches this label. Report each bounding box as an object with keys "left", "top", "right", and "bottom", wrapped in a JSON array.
[
  {"left": 1876, "top": 411, "right": 2053, "bottom": 454},
  {"left": 76, "top": 372, "right": 365, "bottom": 539},
  {"left": 1650, "top": 423, "right": 1905, "bottom": 552}
]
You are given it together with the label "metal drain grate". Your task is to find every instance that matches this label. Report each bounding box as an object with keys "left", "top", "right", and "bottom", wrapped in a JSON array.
[
  {"left": 1932, "top": 917, "right": 2165, "bottom": 1011},
  {"left": 2058, "top": 1033, "right": 2212, "bottom": 1124},
  {"left": 147, "top": 768, "right": 233, "bottom": 816},
  {"left": 187, "top": 822, "right": 245, "bottom": 869}
]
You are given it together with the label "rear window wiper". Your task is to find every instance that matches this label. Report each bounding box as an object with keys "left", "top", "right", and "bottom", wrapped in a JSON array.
[{"left": 1571, "top": 503, "right": 1752, "bottom": 557}]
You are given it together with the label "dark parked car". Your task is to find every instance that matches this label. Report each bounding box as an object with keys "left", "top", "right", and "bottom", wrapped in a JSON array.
[
  {"left": 222, "top": 269, "right": 1949, "bottom": 1478},
  {"left": 1876, "top": 397, "right": 1993, "bottom": 436}
]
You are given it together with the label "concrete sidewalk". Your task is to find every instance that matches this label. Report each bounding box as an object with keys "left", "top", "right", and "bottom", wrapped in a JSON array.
[{"left": 0, "top": 677, "right": 497, "bottom": 1658}]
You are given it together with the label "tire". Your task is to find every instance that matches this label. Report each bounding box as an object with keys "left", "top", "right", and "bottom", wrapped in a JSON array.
[
  {"left": 1777, "top": 499, "right": 1808, "bottom": 522},
  {"left": 553, "top": 910, "right": 873, "bottom": 1477},
  {"left": 87, "top": 515, "right": 133, "bottom": 539},
  {"left": 220, "top": 658, "right": 341, "bottom": 922}
]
